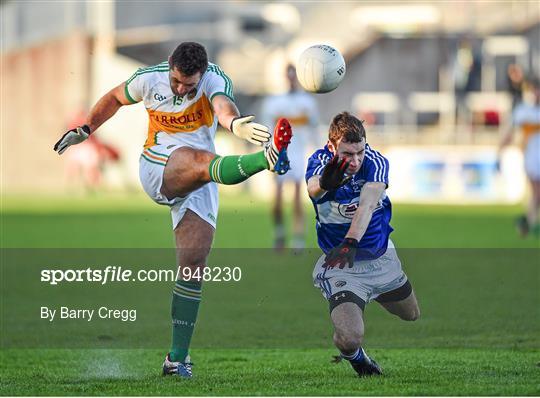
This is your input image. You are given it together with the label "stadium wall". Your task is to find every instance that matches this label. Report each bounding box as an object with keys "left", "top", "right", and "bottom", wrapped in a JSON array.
[
  {"left": 1, "top": 32, "right": 92, "bottom": 193},
  {"left": 1, "top": 31, "right": 146, "bottom": 194}
]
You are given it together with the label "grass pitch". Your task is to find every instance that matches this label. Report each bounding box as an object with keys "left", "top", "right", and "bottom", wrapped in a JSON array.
[
  {"left": 1, "top": 193, "right": 539, "bottom": 396},
  {"left": 1, "top": 348, "right": 538, "bottom": 396},
  {"left": 2, "top": 193, "right": 539, "bottom": 248}
]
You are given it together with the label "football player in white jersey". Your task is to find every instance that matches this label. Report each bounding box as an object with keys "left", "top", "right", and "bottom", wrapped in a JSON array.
[
  {"left": 261, "top": 64, "right": 319, "bottom": 249},
  {"left": 498, "top": 77, "right": 540, "bottom": 238},
  {"left": 53, "top": 42, "right": 293, "bottom": 378}
]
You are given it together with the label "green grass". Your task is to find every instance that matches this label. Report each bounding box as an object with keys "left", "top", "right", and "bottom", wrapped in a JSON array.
[
  {"left": 1, "top": 193, "right": 538, "bottom": 248},
  {"left": 1, "top": 348, "right": 538, "bottom": 396},
  {"left": 1, "top": 193, "right": 539, "bottom": 395}
]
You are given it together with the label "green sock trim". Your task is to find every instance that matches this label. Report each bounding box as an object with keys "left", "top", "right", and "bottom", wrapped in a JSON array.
[
  {"left": 170, "top": 280, "right": 202, "bottom": 362},
  {"left": 208, "top": 152, "right": 267, "bottom": 185}
]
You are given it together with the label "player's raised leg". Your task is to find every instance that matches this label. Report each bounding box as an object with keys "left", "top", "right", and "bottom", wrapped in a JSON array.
[
  {"left": 162, "top": 209, "right": 214, "bottom": 377},
  {"left": 208, "top": 117, "right": 292, "bottom": 183},
  {"left": 330, "top": 297, "right": 382, "bottom": 376},
  {"left": 161, "top": 118, "right": 293, "bottom": 198}
]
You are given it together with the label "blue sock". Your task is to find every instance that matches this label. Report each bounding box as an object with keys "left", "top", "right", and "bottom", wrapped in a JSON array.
[{"left": 341, "top": 347, "right": 366, "bottom": 363}]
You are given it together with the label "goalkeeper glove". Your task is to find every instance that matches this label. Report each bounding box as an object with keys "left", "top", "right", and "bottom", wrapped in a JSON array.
[
  {"left": 230, "top": 115, "right": 270, "bottom": 146},
  {"left": 319, "top": 155, "right": 351, "bottom": 191},
  {"left": 323, "top": 238, "right": 358, "bottom": 269},
  {"left": 53, "top": 125, "right": 91, "bottom": 155}
]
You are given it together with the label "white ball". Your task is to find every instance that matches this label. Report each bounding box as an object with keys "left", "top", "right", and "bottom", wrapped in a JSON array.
[{"left": 296, "top": 44, "right": 346, "bottom": 93}]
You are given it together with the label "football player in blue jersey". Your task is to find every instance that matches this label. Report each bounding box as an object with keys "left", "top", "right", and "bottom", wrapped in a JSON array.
[{"left": 306, "top": 112, "right": 420, "bottom": 377}]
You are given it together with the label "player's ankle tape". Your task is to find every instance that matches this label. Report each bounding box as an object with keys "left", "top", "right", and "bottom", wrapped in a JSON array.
[{"left": 340, "top": 348, "right": 360, "bottom": 360}]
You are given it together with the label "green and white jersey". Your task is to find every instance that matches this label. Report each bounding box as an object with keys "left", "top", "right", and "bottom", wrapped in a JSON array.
[{"left": 125, "top": 61, "right": 234, "bottom": 151}]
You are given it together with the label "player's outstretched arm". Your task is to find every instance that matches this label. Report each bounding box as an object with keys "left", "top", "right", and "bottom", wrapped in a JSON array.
[
  {"left": 212, "top": 95, "right": 270, "bottom": 146},
  {"left": 85, "top": 82, "right": 134, "bottom": 133},
  {"left": 322, "top": 182, "right": 386, "bottom": 269},
  {"left": 307, "top": 176, "right": 325, "bottom": 199},
  {"left": 54, "top": 82, "right": 134, "bottom": 154},
  {"left": 345, "top": 182, "right": 386, "bottom": 241}
]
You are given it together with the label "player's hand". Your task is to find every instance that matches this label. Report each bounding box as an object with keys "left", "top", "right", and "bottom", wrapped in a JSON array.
[
  {"left": 230, "top": 115, "right": 270, "bottom": 146},
  {"left": 323, "top": 238, "right": 358, "bottom": 269},
  {"left": 53, "top": 125, "right": 91, "bottom": 155},
  {"left": 319, "top": 155, "right": 351, "bottom": 191}
]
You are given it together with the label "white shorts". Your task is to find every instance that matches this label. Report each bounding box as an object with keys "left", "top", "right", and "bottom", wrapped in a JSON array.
[
  {"left": 139, "top": 144, "right": 218, "bottom": 229},
  {"left": 312, "top": 240, "right": 408, "bottom": 305},
  {"left": 524, "top": 133, "right": 540, "bottom": 181}
]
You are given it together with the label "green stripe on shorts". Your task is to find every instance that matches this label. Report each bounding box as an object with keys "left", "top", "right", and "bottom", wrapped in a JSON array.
[{"left": 141, "top": 154, "right": 166, "bottom": 166}]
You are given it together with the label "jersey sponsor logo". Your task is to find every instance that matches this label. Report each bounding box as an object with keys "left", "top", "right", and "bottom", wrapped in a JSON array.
[
  {"left": 152, "top": 110, "right": 204, "bottom": 125},
  {"left": 144, "top": 94, "right": 214, "bottom": 148},
  {"left": 336, "top": 198, "right": 383, "bottom": 219},
  {"left": 337, "top": 201, "right": 359, "bottom": 219}
]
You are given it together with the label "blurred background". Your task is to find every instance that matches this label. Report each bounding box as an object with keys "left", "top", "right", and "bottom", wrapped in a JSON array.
[{"left": 1, "top": 0, "right": 540, "bottom": 248}]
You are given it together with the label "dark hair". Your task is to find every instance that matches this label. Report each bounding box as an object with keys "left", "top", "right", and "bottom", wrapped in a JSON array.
[
  {"left": 328, "top": 112, "right": 366, "bottom": 146},
  {"left": 170, "top": 42, "right": 208, "bottom": 76}
]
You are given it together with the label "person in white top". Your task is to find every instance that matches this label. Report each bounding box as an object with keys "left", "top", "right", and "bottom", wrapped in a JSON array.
[
  {"left": 261, "top": 64, "right": 319, "bottom": 249},
  {"left": 53, "top": 42, "right": 294, "bottom": 377},
  {"left": 498, "top": 77, "right": 540, "bottom": 238}
]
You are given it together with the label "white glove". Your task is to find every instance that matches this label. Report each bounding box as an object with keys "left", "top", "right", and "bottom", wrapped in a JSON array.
[
  {"left": 230, "top": 115, "right": 270, "bottom": 146},
  {"left": 53, "top": 125, "right": 90, "bottom": 155}
]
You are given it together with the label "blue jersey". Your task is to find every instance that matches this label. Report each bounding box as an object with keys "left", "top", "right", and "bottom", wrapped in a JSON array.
[{"left": 305, "top": 144, "right": 393, "bottom": 260}]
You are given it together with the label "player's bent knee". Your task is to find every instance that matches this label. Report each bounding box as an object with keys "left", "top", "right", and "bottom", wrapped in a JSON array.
[
  {"left": 191, "top": 149, "right": 216, "bottom": 181},
  {"left": 398, "top": 302, "right": 420, "bottom": 321}
]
